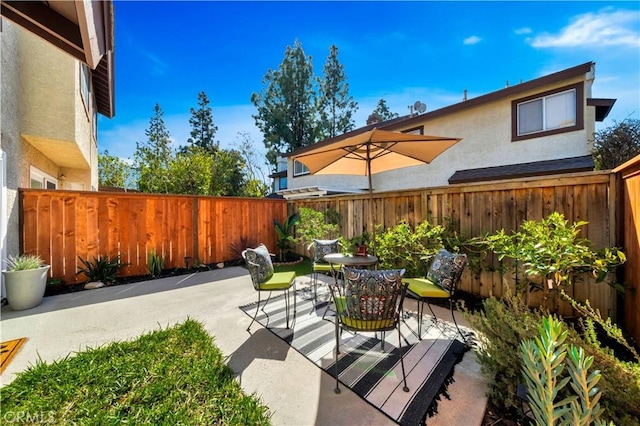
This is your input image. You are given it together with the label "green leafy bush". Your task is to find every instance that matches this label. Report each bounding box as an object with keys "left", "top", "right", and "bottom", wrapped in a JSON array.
[
  {"left": 375, "top": 218, "right": 481, "bottom": 277},
  {"left": 485, "top": 212, "right": 626, "bottom": 311},
  {"left": 295, "top": 207, "right": 339, "bottom": 253},
  {"left": 463, "top": 292, "right": 640, "bottom": 425},
  {"left": 77, "top": 255, "right": 126, "bottom": 284}
]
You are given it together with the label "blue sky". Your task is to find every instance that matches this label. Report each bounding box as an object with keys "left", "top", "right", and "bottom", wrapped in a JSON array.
[{"left": 99, "top": 1, "right": 640, "bottom": 166}]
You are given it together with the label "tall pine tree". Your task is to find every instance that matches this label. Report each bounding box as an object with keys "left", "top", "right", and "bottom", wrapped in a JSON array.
[
  {"left": 134, "top": 104, "right": 173, "bottom": 193},
  {"left": 188, "top": 91, "right": 218, "bottom": 153},
  {"left": 371, "top": 99, "right": 399, "bottom": 122},
  {"left": 317, "top": 45, "right": 358, "bottom": 139},
  {"left": 251, "top": 39, "right": 319, "bottom": 169}
]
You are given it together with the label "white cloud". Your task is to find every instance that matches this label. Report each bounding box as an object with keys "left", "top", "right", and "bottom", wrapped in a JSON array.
[
  {"left": 515, "top": 27, "right": 532, "bottom": 35},
  {"left": 529, "top": 9, "right": 640, "bottom": 48},
  {"left": 463, "top": 35, "right": 482, "bottom": 45}
]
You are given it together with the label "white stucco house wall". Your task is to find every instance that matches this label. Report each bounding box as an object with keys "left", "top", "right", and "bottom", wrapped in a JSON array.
[
  {"left": 0, "top": 1, "right": 115, "bottom": 296},
  {"left": 277, "top": 62, "right": 614, "bottom": 199}
]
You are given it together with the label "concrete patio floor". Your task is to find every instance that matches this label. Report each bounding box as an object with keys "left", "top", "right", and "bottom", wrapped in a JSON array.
[{"left": 0, "top": 267, "right": 488, "bottom": 425}]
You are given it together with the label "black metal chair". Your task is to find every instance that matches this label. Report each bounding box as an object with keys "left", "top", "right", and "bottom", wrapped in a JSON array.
[
  {"left": 404, "top": 249, "right": 467, "bottom": 340},
  {"left": 330, "top": 267, "right": 409, "bottom": 394},
  {"left": 307, "top": 239, "right": 342, "bottom": 305},
  {"left": 242, "top": 244, "right": 296, "bottom": 331}
]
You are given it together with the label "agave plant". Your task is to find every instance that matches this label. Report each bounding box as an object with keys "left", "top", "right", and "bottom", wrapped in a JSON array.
[{"left": 77, "top": 255, "right": 126, "bottom": 284}]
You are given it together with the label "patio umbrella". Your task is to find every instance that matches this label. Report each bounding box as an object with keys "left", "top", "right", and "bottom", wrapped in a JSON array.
[{"left": 291, "top": 128, "right": 461, "bottom": 251}]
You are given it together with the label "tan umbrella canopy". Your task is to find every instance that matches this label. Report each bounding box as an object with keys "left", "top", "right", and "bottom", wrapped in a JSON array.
[{"left": 291, "top": 128, "right": 462, "bottom": 252}]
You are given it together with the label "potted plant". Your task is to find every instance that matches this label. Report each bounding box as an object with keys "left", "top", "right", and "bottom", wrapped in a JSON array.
[
  {"left": 346, "top": 232, "right": 370, "bottom": 256},
  {"left": 2, "top": 254, "right": 50, "bottom": 310}
]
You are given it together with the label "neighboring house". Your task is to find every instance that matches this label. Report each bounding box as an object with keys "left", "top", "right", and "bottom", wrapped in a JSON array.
[
  {"left": 278, "top": 62, "right": 614, "bottom": 199},
  {"left": 0, "top": 1, "right": 115, "bottom": 288}
]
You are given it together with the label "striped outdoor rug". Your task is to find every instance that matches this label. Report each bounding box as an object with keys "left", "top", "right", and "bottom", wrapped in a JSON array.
[{"left": 239, "top": 289, "right": 469, "bottom": 425}]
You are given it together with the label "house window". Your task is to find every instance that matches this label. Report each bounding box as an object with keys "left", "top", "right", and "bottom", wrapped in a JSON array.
[
  {"left": 403, "top": 126, "right": 424, "bottom": 135},
  {"left": 512, "top": 82, "right": 583, "bottom": 141},
  {"left": 29, "top": 166, "right": 57, "bottom": 189},
  {"left": 80, "top": 63, "right": 91, "bottom": 117},
  {"left": 293, "top": 160, "right": 309, "bottom": 177},
  {"left": 278, "top": 176, "right": 287, "bottom": 190}
]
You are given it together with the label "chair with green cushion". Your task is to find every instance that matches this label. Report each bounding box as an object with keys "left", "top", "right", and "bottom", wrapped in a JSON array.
[
  {"left": 242, "top": 243, "right": 296, "bottom": 332},
  {"left": 404, "top": 249, "right": 467, "bottom": 340},
  {"left": 307, "top": 239, "right": 342, "bottom": 304},
  {"left": 330, "top": 267, "right": 409, "bottom": 394}
]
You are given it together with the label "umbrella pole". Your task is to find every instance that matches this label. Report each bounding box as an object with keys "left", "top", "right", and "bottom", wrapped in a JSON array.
[{"left": 367, "top": 152, "right": 376, "bottom": 255}]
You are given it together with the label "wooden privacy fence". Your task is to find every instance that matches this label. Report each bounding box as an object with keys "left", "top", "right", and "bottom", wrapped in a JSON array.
[
  {"left": 288, "top": 171, "right": 619, "bottom": 319},
  {"left": 615, "top": 156, "right": 640, "bottom": 343},
  {"left": 20, "top": 190, "right": 287, "bottom": 284}
]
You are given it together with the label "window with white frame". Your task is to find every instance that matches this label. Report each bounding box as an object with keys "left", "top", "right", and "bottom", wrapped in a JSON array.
[
  {"left": 30, "top": 166, "right": 57, "bottom": 189},
  {"left": 80, "top": 63, "right": 91, "bottom": 116},
  {"left": 293, "top": 160, "right": 309, "bottom": 176},
  {"left": 512, "top": 83, "right": 583, "bottom": 141}
]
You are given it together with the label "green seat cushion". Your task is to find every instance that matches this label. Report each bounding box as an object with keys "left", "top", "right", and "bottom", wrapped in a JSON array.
[
  {"left": 334, "top": 296, "right": 347, "bottom": 315},
  {"left": 341, "top": 317, "right": 395, "bottom": 330},
  {"left": 313, "top": 262, "right": 334, "bottom": 272},
  {"left": 404, "top": 277, "right": 450, "bottom": 298},
  {"left": 258, "top": 271, "right": 296, "bottom": 291}
]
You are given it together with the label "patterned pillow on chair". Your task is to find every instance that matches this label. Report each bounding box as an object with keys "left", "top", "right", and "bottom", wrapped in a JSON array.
[
  {"left": 426, "top": 249, "right": 467, "bottom": 294},
  {"left": 244, "top": 243, "right": 274, "bottom": 284},
  {"left": 313, "top": 239, "right": 340, "bottom": 263}
]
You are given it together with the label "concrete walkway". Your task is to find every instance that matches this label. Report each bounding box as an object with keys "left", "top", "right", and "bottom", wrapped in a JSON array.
[{"left": 0, "top": 268, "right": 488, "bottom": 425}]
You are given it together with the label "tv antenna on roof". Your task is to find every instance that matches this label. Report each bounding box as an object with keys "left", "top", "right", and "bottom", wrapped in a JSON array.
[{"left": 409, "top": 101, "right": 427, "bottom": 117}]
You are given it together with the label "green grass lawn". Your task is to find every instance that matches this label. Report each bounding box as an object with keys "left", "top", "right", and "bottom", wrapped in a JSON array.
[
  {"left": 0, "top": 319, "right": 271, "bottom": 425},
  {"left": 273, "top": 256, "right": 313, "bottom": 276}
]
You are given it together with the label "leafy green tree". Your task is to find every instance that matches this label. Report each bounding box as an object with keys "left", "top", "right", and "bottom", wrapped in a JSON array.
[
  {"left": 211, "top": 149, "right": 246, "bottom": 196},
  {"left": 98, "top": 150, "right": 133, "bottom": 189},
  {"left": 592, "top": 118, "right": 640, "bottom": 170},
  {"left": 251, "top": 39, "right": 319, "bottom": 169},
  {"left": 168, "top": 147, "right": 214, "bottom": 195},
  {"left": 134, "top": 104, "right": 173, "bottom": 193},
  {"left": 187, "top": 91, "right": 218, "bottom": 153},
  {"left": 371, "top": 99, "right": 399, "bottom": 122},
  {"left": 317, "top": 45, "right": 358, "bottom": 139}
]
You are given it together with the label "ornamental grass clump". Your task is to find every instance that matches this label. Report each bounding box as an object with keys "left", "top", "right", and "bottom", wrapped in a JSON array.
[{"left": 6, "top": 254, "right": 45, "bottom": 271}]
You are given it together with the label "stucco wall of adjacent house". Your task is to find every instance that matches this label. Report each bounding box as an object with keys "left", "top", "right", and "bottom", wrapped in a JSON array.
[
  {"left": 288, "top": 71, "right": 597, "bottom": 193},
  {"left": 17, "top": 23, "right": 97, "bottom": 191},
  {"left": 1, "top": 19, "right": 22, "bottom": 259},
  {"left": 19, "top": 28, "right": 76, "bottom": 142}
]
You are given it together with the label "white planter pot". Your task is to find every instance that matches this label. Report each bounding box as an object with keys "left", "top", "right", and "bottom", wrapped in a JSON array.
[{"left": 2, "top": 265, "right": 50, "bottom": 310}]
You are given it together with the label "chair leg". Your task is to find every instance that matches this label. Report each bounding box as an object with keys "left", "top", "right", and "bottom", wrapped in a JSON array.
[
  {"left": 284, "top": 288, "right": 290, "bottom": 329},
  {"left": 449, "top": 299, "right": 464, "bottom": 339},
  {"left": 397, "top": 324, "right": 409, "bottom": 392},
  {"left": 248, "top": 291, "right": 263, "bottom": 332},
  {"left": 417, "top": 299, "right": 424, "bottom": 340},
  {"left": 334, "top": 314, "right": 341, "bottom": 394}
]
